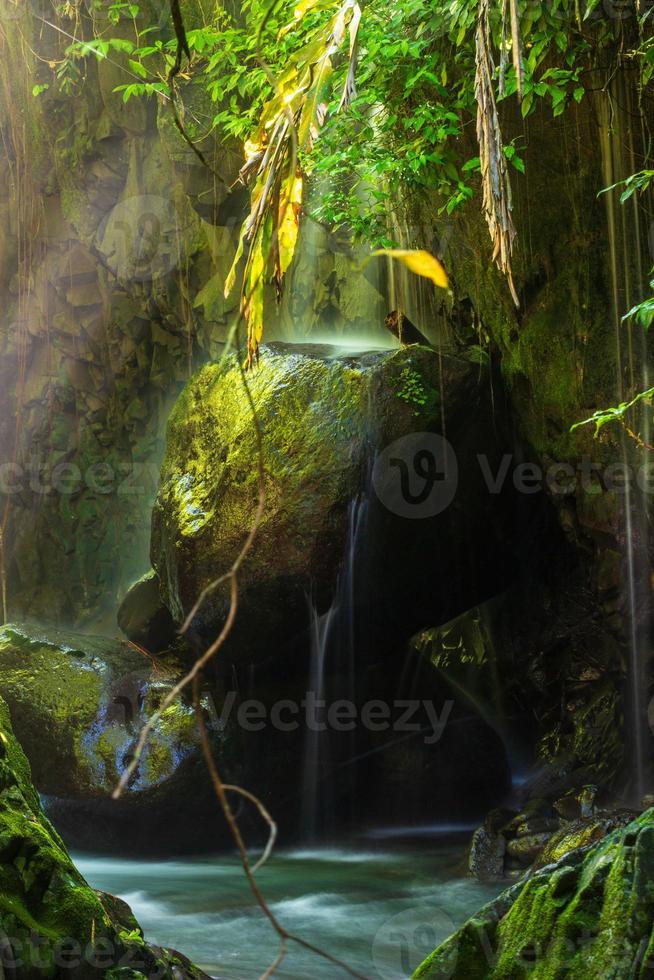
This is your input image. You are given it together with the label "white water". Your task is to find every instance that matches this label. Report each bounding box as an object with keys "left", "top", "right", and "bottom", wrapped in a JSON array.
[
  {"left": 301, "top": 603, "right": 335, "bottom": 839},
  {"left": 75, "top": 842, "right": 503, "bottom": 979}
]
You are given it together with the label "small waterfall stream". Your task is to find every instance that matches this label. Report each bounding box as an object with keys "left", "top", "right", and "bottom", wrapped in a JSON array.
[
  {"left": 302, "top": 602, "right": 336, "bottom": 840},
  {"left": 301, "top": 496, "right": 369, "bottom": 840}
]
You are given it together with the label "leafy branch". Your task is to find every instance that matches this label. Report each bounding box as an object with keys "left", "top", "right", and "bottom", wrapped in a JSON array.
[
  {"left": 571, "top": 387, "right": 654, "bottom": 438},
  {"left": 572, "top": 168, "right": 654, "bottom": 443}
]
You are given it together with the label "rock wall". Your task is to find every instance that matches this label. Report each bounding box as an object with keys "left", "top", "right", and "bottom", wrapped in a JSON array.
[{"left": 417, "top": 80, "right": 654, "bottom": 797}]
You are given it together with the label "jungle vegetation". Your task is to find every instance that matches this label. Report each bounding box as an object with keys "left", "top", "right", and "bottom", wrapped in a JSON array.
[{"left": 35, "top": 0, "right": 654, "bottom": 369}]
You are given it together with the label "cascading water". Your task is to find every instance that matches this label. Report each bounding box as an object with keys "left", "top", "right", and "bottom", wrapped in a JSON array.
[
  {"left": 598, "top": 80, "right": 652, "bottom": 800},
  {"left": 301, "top": 496, "right": 369, "bottom": 840},
  {"left": 301, "top": 602, "right": 336, "bottom": 840}
]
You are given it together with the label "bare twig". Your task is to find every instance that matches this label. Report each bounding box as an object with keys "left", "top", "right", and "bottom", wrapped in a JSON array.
[
  {"left": 112, "top": 572, "right": 241, "bottom": 798},
  {"left": 222, "top": 783, "right": 278, "bottom": 873},
  {"left": 619, "top": 417, "right": 654, "bottom": 452},
  {"left": 260, "top": 940, "right": 288, "bottom": 979},
  {"left": 165, "top": 0, "right": 229, "bottom": 188}
]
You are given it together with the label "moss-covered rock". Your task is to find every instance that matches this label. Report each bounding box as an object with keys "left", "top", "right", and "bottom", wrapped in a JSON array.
[
  {"left": 533, "top": 810, "right": 636, "bottom": 869},
  {"left": 0, "top": 693, "right": 208, "bottom": 977},
  {"left": 151, "top": 341, "right": 532, "bottom": 662},
  {"left": 0, "top": 624, "right": 220, "bottom": 853},
  {"left": 413, "top": 808, "right": 654, "bottom": 980}
]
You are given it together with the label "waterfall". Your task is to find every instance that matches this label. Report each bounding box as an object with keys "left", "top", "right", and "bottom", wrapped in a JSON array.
[
  {"left": 598, "top": 80, "right": 652, "bottom": 800},
  {"left": 301, "top": 602, "right": 336, "bottom": 841},
  {"left": 301, "top": 496, "right": 369, "bottom": 840}
]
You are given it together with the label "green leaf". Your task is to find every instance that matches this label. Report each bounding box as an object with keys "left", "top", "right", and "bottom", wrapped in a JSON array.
[{"left": 128, "top": 59, "right": 148, "bottom": 79}]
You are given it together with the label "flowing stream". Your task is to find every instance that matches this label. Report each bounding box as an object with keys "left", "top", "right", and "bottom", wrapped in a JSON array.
[{"left": 75, "top": 837, "right": 503, "bottom": 979}]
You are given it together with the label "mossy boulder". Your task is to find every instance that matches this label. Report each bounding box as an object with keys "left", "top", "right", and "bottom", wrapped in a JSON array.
[
  {"left": 0, "top": 693, "right": 208, "bottom": 977},
  {"left": 413, "top": 808, "right": 654, "bottom": 980},
  {"left": 0, "top": 624, "right": 220, "bottom": 854},
  {"left": 151, "top": 342, "right": 533, "bottom": 663}
]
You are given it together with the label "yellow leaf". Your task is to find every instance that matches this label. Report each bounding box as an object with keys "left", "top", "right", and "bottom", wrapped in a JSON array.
[
  {"left": 369, "top": 249, "right": 449, "bottom": 289},
  {"left": 243, "top": 214, "right": 273, "bottom": 367},
  {"left": 278, "top": 172, "right": 303, "bottom": 278},
  {"left": 224, "top": 223, "right": 246, "bottom": 298}
]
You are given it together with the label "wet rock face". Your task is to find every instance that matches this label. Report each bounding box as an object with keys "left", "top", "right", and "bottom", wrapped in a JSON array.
[
  {"left": 468, "top": 827, "right": 507, "bottom": 879},
  {"left": 414, "top": 808, "right": 654, "bottom": 980},
  {"left": 151, "top": 342, "right": 536, "bottom": 665},
  {"left": 0, "top": 623, "right": 221, "bottom": 853},
  {"left": 468, "top": 790, "right": 635, "bottom": 880},
  {"left": 0, "top": 692, "right": 208, "bottom": 978}
]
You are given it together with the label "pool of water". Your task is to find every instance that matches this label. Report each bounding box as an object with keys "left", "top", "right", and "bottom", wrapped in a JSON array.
[{"left": 75, "top": 837, "right": 504, "bottom": 979}]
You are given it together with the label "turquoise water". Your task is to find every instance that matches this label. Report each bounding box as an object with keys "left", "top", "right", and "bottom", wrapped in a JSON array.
[{"left": 75, "top": 836, "right": 504, "bottom": 979}]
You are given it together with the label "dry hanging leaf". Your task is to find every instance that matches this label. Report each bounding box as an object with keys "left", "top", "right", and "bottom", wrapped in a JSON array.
[
  {"left": 225, "top": 0, "right": 362, "bottom": 367},
  {"left": 475, "top": 0, "right": 519, "bottom": 307}
]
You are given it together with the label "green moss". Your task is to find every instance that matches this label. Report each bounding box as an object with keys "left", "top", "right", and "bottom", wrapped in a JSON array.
[
  {"left": 153, "top": 344, "right": 367, "bottom": 621},
  {"left": 536, "top": 679, "right": 623, "bottom": 785},
  {"left": 0, "top": 625, "right": 102, "bottom": 789},
  {"left": 0, "top": 625, "right": 203, "bottom": 797},
  {"left": 413, "top": 810, "right": 654, "bottom": 980},
  {"left": 0, "top": 694, "right": 207, "bottom": 977},
  {"left": 0, "top": 695, "right": 113, "bottom": 971}
]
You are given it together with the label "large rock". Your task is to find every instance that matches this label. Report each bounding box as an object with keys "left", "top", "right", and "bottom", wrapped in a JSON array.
[
  {"left": 117, "top": 568, "right": 176, "bottom": 653},
  {"left": 0, "top": 692, "right": 208, "bottom": 977},
  {"left": 0, "top": 623, "right": 221, "bottom": 853},
  {"left": 413, "top": 808, "right": 654, "bottom": 979},
  {"left": 151, "top": 342, "right": 534, "bottom": 664}
]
